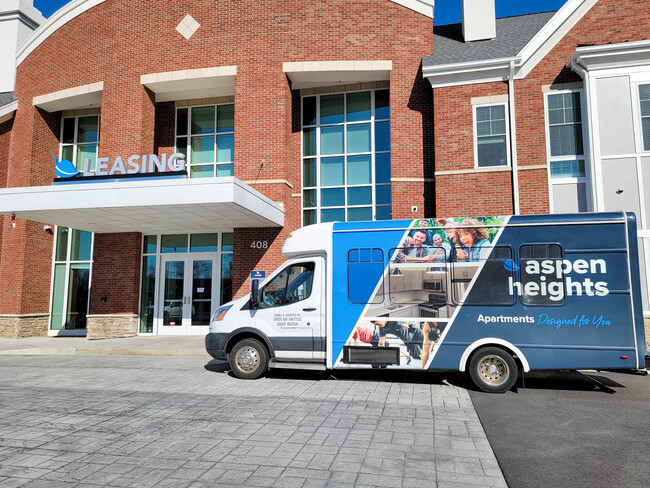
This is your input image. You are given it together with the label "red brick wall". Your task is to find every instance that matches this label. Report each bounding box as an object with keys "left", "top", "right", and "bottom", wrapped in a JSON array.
[
  {"left": 154, "top": 102, "right": 176, "bottom": 157},
  {"left": 0, "top": 117, "right": 13, "bottom": 264},
  {"left": 89, "top": 233, "right": 141, "bottom": 315},
  {"left": 0, "top": 117, "right": 12, "bottom": 187},
  {"left": 233, "top": 228, "right": 284, "bottom": 298},
  {"left": 433, "top": 0, "right": 650, "bottom": 217},
  {"left": 0, "top": 219, "right": 53, "bottom": 314},
  {"left": 433, "top": 82, "right": 512, "bottom": 216},
  {"left": 7, "top": 0, "right": 433, "bottom": 304}
]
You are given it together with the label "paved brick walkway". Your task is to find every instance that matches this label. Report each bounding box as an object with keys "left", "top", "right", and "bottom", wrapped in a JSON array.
[{"left": 0, "top": 355, "right": 506, "bottom": 487}]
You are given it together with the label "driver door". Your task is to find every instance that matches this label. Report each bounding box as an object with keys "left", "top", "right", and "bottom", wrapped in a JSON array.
[{"left": 253, "top": 257, "right": 323, "bottom": 360}]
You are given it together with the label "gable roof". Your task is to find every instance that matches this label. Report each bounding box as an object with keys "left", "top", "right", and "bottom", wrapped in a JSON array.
[
  {"left": 423, "top": 11, "right": 556, "bottom": 67},
  {"left": 423, "top": 0, "right": 599, "bottom": 88}
]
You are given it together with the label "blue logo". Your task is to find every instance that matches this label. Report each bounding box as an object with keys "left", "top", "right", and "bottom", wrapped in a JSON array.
[
  {"left": 502, "top": 259, "right": 520, "bottom": 272},
  {"left": 54, "top": 157, "right": 80, "bottom": 178}
]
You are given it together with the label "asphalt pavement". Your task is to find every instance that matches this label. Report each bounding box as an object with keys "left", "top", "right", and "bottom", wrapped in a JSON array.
[{"left": 469, "top": 370, "right": 650, "bottom": 488}]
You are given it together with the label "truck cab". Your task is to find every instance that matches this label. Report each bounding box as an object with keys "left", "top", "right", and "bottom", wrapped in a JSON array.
[{"left": 205, "top": 224, "right": 332, "bottom": 378}]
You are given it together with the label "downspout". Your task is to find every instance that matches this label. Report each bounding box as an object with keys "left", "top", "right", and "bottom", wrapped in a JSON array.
[
  {"left": 508, "top": 60, "right": 520, "bottom": 215},
  {"left": 570, "top": 58, "right": 597, "bottom": 211}
]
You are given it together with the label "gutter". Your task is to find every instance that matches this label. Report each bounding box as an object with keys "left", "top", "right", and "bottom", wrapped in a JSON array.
[
  {"left": 569, "top": 57, "right": 597, "bottom": 212},
  {"left": 508, "top": 60, "right": 520, "bottom": 215},
  {"left": 423, "top": 56, "right": 520, "bottom": 84}
]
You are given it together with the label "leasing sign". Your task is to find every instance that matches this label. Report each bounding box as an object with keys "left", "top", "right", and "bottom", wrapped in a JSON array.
[{"left": 54, "top": 152, "right": 186, "bottom": 180}]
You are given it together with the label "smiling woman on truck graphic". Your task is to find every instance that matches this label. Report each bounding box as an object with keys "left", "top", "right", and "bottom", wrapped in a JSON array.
[{"left": 456, "top": 219, "right": 491, "bottom": 262}]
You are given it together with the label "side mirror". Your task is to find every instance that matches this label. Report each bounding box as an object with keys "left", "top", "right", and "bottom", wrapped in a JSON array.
[{"left": 251, "top": 279, "right": 260, "bottom": 308}]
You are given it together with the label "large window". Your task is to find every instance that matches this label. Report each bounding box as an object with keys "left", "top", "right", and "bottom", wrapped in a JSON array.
[
  {"left": 545, "top": 91, "right": 588, "bottom": 213},
  {"left": 60, "top": 115, "right": 99, "bottom": 171},
  {"left": 302, "top": 89, "right": 391, "bottom": 224},
  {"left": 639, "top": 84, "right": 650, "bottom": 151},
  {"left": 176, "top": 104, "right": 234, "bottom": 178},
  {"left": 50, "top": 228, "right": 93, "bottom": 332},
  {"left": 474, "top": 103, "right": 509, "bottom": 168}
]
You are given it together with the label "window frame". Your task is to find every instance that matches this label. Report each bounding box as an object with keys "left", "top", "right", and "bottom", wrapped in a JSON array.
[
  {"left": 259, "top": 261, "right": 315, "bottom": 308},
  {"left": 450, "top": 245, "right": 516, "bottom": 306},
  {"left": 48, "top": 227, "right": 95, "bottom": 334},
  {"left": 175, "top": 102, "right": 235, "bottom": 179},
  {"left": 518, "top": 243, "right": 565, "bottom": 306},
  {"left": 59, "top": 114, "right": 100, "bottom": 171},
  {"left": 301, "top": 88, "right": 391, "bottom": 225},
  {"left": 543, "top": 89, "right": 591, "bottom": 213},
  {"left": 472, "top": 102, "right": 511, "bottom": 169},
  {"left": 637, "top": 83, "right": 650, "bottom": 152}
]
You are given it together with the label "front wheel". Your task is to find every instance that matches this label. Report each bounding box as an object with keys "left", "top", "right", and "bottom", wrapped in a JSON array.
[
  {"left": 469, "top": 347, "right": 518, "bottom": 393},
  {"left": 229, "top": 338, "right": 269, "bottom": 379}
]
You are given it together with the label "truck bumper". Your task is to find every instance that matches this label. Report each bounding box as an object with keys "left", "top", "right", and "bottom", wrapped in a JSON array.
[{"left": 205, "top": 333, "right": 228, "bottom": 360}]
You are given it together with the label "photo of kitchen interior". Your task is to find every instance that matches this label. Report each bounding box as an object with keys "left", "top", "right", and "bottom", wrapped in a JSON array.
[{"left": 364, "top": 260, "right": 480, "bottom": 319}]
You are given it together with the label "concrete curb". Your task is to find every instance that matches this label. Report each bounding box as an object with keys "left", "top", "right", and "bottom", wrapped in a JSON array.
[
  {"left": 0, "top": 336, "right": 210, "bottom": 358},
  {"left": 0, "top": 347, "right": 210, "bottom": 357}
]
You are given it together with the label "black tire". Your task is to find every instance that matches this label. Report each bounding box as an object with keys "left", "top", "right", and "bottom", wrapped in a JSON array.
[
  {"left": 229, "top": 338, "right": 269, "bottom": 379},
  {"left": 469, "top": 347, "right": 518, "bottom": 393}
]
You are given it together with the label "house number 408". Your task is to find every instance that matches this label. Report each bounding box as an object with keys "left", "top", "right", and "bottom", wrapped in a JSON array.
[{"left": 250, "top": 241, "right": 268, "bottom": 249}]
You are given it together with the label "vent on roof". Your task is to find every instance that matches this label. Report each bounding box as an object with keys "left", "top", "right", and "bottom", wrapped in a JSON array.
[{"left": 462, "top": 0, "right": 496, "bottom": 43}]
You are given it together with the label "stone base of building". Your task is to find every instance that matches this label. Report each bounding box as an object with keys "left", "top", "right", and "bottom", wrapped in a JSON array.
[
  {"left": 0, "top": 314, "right": 49, "bottom": 338},
  {"left": 87, "top": 314, "right": 139, "bottom": 340},
  {"left": 645, "top": 315, "right": 650, "bottom": 351}
]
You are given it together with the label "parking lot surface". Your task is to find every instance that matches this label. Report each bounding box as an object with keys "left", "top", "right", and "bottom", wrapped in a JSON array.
[
  {"left": 0, "top": 355, "right": 505, "bottom": 487},
  {"left": 470, "top": 370, "right": 650, "bottom": 488}
]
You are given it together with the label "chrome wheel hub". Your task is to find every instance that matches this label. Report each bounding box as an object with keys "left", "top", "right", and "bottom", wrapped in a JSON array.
[
  {"left": 477, "top": 355, "right": 509, "bottom": 385},
  {"left": 236, "top": 347, "right": 259, "bottom": 372}
]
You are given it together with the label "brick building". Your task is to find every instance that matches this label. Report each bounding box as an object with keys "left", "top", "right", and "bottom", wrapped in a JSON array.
[
  {"left": 0, "top": 0, "right": 649, "bottom": 340},
  {"left": 423, "top": 0, "right": 650, "bottom": 333},
  {"left": 0, "top": 0, "right": 434, "bottom": 338}
]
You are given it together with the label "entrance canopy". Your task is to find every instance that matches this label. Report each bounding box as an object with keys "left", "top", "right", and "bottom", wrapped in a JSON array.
[{"left": 0, "top": 177, "right": 284, "bottom": 233}]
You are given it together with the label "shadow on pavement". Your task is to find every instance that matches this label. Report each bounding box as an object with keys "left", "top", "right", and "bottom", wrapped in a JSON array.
[
  {"left": 204, "top": 359, "right": 462, "bottom": 385},
  {"left": 514, "top": 370, "right": 626, "bottom": 394}
]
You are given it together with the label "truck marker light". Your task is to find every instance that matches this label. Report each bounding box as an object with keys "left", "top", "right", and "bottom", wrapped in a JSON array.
[{"left": 620, "top": 356, "right": 628, "bottom": 359}]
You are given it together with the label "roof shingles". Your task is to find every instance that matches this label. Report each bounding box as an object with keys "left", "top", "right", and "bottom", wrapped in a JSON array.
[
  {"left": 0, "top": 92, "right": 16, "bottom": 109},
  {"left": 423, "top": 11, "right": 556, "bottom": 67}
]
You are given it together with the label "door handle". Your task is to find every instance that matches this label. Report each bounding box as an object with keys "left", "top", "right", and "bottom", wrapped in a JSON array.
[{"left": 303, "top": 307, "right": 317, "bottom": 312}]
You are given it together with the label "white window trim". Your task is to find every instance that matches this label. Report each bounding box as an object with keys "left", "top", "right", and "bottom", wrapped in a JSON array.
[
  {"left": 472, "top": 101, "right": 511, "bottom": 170},
  {"left": 632, "top": 81, "right": 650, "bottom": 153},
  {"left": 543, "top": 89, "right": 591, "bottom": 213},
  {"left": 48, "top": 227, "right": 94, "bottom": 336},
  {"left": 175, "top": 102, "right": 235, "bottom": 179},
  {"left": 300, "top": 88, "right": 391, "bottom": 225},
  {"left": 59, "top": 114, "right": 100, "bottom": 169}
]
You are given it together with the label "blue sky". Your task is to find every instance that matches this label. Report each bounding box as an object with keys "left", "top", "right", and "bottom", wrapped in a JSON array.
[{"left": 34, "top": 0, "right": 568, "bottom": 25}]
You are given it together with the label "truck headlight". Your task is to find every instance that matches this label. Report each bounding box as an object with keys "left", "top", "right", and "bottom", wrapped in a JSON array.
[{"left": 211, "top": 305, "right": 232, "bottom": 323}]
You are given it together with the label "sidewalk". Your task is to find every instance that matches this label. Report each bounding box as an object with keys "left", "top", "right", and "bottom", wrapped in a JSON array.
[{"left": 0, "top": 335, "right": 209, "bottom": 357}]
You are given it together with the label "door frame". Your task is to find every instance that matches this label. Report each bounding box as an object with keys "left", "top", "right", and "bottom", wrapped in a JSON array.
[{"left": 156, "top": 252, "right": 221, "bottom": 336}]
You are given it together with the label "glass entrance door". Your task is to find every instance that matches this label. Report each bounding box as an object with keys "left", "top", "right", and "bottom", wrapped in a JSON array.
[{"left": 158, "top": 254, "right": 218, "bottom": 335}]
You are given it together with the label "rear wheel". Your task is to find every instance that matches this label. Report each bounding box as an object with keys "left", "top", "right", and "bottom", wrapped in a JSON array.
[
  {"left": 469, "top": 347, "right": 518, "bottom": 393},
  {"left": 229, "top": 338, "right": 269, "bottom": 379}
]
